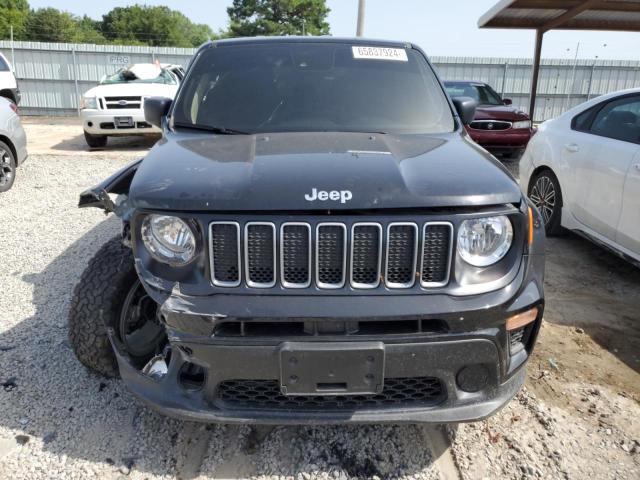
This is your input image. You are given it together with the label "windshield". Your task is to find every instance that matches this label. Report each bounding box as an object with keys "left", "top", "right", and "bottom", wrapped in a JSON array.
[
  {"left": 173, "top": 43, "right": 454, "bottom": 135},
  {"left": 101, "top": 68, "right": 177, "bottom": 85},
  {"left": 445, "top": 83, "right": 503, "bottom": 106}
]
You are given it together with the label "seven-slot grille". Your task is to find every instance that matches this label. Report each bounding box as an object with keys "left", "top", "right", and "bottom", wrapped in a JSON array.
[{"left": 209, "top": 221, "right": 453, "bottom": 290}]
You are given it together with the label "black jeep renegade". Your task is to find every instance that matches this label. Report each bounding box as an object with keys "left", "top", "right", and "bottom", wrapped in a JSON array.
[{"left": 70, "top": 37, "right": 545, "bottom": 424}]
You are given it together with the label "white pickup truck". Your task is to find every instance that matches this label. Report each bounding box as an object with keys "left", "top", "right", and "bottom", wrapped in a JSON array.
[{"left": 80, "top": 63, "right": 184, "bottom": 148}]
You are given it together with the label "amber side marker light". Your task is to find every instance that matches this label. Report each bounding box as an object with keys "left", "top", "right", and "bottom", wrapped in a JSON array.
[
  {"left": 506, "top": 307, "right": 538, "bottom": 331},
  {"left": 528, "top": 206, "right": 534, "bottom": 246}
]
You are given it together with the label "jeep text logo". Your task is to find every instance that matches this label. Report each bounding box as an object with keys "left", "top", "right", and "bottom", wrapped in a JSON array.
[{"left": 305, "top": 188, "right": 353, "bottom": 204}]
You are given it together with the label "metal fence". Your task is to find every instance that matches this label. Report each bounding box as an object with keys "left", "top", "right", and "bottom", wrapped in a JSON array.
[
  {"left": 0, "top": 41, "right": 194, "bottom": 116},
  {"left": 1, "top": 40, "right": 639, "bottom": 121}
]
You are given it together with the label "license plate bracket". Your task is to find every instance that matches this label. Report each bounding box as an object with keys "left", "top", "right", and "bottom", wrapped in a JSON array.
[
  {"left": 114, "top": 116, "right": 134, "bottom": 128},
  {"left": 279, "top": 342, "right": 384, "bottom": 395}
]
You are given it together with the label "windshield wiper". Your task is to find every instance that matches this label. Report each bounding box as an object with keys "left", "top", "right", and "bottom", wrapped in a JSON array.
[{"left": 173, "top": 122, "right": 250, "bottom": 135}]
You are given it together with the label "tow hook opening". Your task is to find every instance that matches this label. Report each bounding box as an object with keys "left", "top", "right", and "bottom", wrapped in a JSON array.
[{"left": 178, "top": 362, "right": 207, "bottom": 391}]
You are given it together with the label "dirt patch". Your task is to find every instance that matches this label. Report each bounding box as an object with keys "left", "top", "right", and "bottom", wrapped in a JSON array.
[
  {"left": 451, "top": 233, "right": 640, "bottom": 480},
  {"left": 22, "top": 116, "right": 158, "bottom": 157}
]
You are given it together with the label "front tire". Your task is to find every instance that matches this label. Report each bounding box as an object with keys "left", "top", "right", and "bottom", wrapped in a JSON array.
[
  {"left": 529, "top": 169, "right": 563, "bottom": 235},
  {"left": 68, "top": 236, "right": 165, "bottom": 377},
  {"left": 84, "top": 131, "right": 108, "bottom": 148},
  {"left": 0, "top": 140, "right": 16, "bottom": 193}
]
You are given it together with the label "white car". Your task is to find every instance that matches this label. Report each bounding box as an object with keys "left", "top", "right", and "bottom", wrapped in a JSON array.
[
  {"left": 80, "top": 64, "right": 184, "bottom": 148},
  {"left": 0, "top": 97, "right": 28, "bottom": 192},
  {"left": 0, "top": 52, "right": 20, "bottom": 105},
  {"left": 520, "top": 87, "right": 640, "bottom": 265}
]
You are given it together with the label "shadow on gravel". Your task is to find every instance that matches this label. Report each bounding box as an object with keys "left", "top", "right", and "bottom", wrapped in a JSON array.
[
  {"left": 0, "top": 218, "right": 450, "bottom": 478},
  {"left": 543, "top": 234, "right": 640, "bottom": 374},
  {"left": 52, "top": 133, "right": 159, "bottom": 153}
]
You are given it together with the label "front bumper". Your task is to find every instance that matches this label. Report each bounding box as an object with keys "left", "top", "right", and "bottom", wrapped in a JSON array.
[
  {"left": 113, "top": 333, "right": 527, "bottom": 424},
  {"left": 467, "top": 128, "right": 533, "bottom": 151},
  {"left": 112, "top": 250, "right": 544, "bottom": 424},
  {"left": 81, "top": 109, "right": 160, "bottom": 135}
]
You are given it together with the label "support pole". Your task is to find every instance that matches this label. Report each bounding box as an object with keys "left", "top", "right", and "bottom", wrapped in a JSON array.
[
  {"left": 71, "top": 48, "right": 80, "bottom": 116},
  {"left": 356, "top": 0, "right": 365, "bottom": 37},
  {"left": 586, "top": 63, "right": 596, "bottom": 101},
  {"left": 501, "top": 61, "right": 509, "bottom": 96},
  {"left": 529, "top": 28, "right": 544, "bottom": 122},
  {"left": 565, "top": 42, "right": 580, "bottom": 111},
  {"left": 10, "top": 25, "right": 15, "bottom": 72}
]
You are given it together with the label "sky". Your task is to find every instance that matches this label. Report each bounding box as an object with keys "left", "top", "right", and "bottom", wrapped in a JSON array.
[{"left": 29, "top": 0, "right": 640, "bottom": 60}]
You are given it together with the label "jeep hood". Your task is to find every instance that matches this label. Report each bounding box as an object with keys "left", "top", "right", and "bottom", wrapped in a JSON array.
[{"left": 128, "top": 131, "right": 522, "bottom": 211}]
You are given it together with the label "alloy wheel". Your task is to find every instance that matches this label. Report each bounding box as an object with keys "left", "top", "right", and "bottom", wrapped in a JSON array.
[
  {"left": 530, "top": 175, "right": 556, "bottom": 225},
  {"left": 0, "top": 148, "right": 13, "bottom": 187}
]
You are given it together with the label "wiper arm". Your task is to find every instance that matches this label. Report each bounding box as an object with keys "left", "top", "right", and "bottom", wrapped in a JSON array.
[{"left": 172, "top": 122, "right": 250, "bottom": 135}]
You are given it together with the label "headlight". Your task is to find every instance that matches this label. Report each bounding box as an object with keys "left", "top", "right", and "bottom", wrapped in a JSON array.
[
  {"left": 80, "top": 96, "right": 97, "bottom": 110},
  {"left": 141, "top": 215, "right": 196, "bottom": 265},
  {"left": 457, "top": 216, "right": 513, "bottom": 267},
  {"left": 512, "top": 120, "right": 531, "bottom": 129}
]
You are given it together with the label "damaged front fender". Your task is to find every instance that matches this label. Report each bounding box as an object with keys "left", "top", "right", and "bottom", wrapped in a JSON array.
[{"left": 78, "top": 159, "right": 143, "bottom": 213}]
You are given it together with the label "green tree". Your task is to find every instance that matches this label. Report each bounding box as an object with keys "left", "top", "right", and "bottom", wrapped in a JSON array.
[
  {"left": 0, "top": 8, "right": 29, "bottom": 40},
  {"left": 0, "top": 0, "right": 30, "bottom": 40},
  {"left": 72, "top": 15, "right": 106, "bottom": 44},
  {"left": 101, "top": 5, "right": 216, "bottom": 48},
  {"left": 227, "top": 0, "right": 330, "bottom": 37},
  {"left": 0, "top": 0, "right": 29, "bottom": 10},
  {"left": 25, "top": 8, "right": 80, "bottom": 43}
]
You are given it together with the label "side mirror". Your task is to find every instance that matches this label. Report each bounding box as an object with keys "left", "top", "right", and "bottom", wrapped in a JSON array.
[
  {"left": 503, "top": 98, "right": 513, "bottom": 105},
  {"left": 452, "top": 97, "right": 477, "bottom": 125},
  {"left": 144, "top": 96, "right": 172, "bottom": 129}
]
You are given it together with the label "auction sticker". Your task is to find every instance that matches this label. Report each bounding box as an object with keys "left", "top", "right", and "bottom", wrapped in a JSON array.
[{"left": 352, "top": 46, "right": 408, "bottom": 62}]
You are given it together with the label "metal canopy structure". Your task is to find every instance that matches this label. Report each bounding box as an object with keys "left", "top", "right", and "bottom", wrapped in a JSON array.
[{"left": 479, "top": 0, "right": 640, "bottom": 116}]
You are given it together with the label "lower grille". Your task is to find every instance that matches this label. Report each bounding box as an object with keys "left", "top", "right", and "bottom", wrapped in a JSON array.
[
  {"left": 213, "top": 318, "right": 449, "bottom": 337},
  {"left": 216, "top": 377, "right": 445, "bottom": 411}
]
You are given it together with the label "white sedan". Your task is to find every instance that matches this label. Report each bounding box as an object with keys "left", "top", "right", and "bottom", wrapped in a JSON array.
[{"left": 520, "top": 87, "right": 640, "bottom": 265}]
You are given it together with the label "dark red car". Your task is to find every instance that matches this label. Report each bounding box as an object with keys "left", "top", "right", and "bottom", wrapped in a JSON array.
[{"left": 444, "top": 81, "right": 533, "bottom": 158}]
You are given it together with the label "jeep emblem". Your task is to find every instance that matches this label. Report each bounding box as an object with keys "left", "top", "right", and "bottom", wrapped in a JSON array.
[{"left": 305, "top": 188, "right": 353, "bottom": 204}]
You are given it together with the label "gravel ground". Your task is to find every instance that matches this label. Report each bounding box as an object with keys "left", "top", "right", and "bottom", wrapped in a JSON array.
[{"left": 0, "top": 123, "right": 638, "bottom": 479}]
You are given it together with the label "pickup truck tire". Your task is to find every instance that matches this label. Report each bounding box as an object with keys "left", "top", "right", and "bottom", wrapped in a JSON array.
[
  {"left": 0, "top": 140, "right": 16, "bottom": 193},
  {"left": 68, "top": 236, "right": 164, "bottom": 377},
  {"left": 529, "top": 169, "right": 563, "bottom": 236},
  {"left": 84, "top": 131, "right": 108, "bottom": 149}
]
